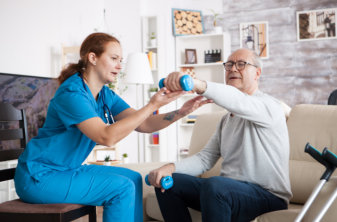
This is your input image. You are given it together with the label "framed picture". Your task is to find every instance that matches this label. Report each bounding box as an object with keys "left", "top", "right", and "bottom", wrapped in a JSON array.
[
  {"left": 240, "top": 21, "right": 269, "bottom": 59},
  {"left": 297, "top": 8, "right": 336, "bottom": 41},
  {"left": 185, "top": 49, "right": 197, "bottom": 64},
  {"left": 172, "top": 8, "right": 204, "bottom": 36}
]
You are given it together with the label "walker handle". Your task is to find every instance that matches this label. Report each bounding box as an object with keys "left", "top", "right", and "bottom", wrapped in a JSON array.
[
  {"left": 159, "top": 75, "right": 194, "bottom": 91},
  {"left": 322, "top": 148, "right": 337, "bottom": 168},
  {"left": 305, "top": 143, "right": 325, "bottom": 166},
  {"left": 145, "top": 174, "right": 174, "bottom": 190}
]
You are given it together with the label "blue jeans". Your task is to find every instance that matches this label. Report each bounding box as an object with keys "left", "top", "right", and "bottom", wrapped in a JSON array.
[
  {"left": 155, "top": 173, "right": 287, "bottom": 222},
  {"left": 14, "top": 163, "right": 143, "bottom": 222}
]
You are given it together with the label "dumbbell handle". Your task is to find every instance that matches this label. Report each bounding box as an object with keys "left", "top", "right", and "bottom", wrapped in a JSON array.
[
  {"left": 159, "top": 75, "right": 194, "bottom": 91},
  {"left": 145, "top": 174, "right": 174, "bottom": 190}
]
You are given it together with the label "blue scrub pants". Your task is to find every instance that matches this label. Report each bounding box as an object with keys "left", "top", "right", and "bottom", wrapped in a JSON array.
[
  {"left": 14, "top": 163, "right": 143, "bottom": 222},
  {"left": 155, "top": 173, "right": 287, "bottom": 222}
]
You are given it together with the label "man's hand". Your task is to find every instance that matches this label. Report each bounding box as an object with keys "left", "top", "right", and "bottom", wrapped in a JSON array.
[
  {"left": 148, "top": 163, "right": 175, "bottom": 193},
  {"left": 164, "top": 72, "right": 207, "bottom": 94}
]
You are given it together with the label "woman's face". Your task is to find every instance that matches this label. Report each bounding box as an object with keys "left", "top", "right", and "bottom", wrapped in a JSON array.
[{"left": 94, "top": 41, "right": 123, "bottom": 84}]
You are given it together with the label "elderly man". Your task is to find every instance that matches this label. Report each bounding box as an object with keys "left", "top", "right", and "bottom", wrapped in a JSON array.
[{"left": 148, "top": 48, "right": 292, "bottom": 222}]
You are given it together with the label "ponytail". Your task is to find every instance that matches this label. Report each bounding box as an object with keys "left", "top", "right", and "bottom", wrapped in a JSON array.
[
  {"left": 57, "top": 32, "right": 120, "bottom": 85},
  {"left": 57, "top": 60, "right": 84, "bottom": 85}
]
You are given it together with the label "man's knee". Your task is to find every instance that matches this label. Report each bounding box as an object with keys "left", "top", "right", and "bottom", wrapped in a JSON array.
[{"left": 201, "top": 177, "right": 235, "bottom": 204}]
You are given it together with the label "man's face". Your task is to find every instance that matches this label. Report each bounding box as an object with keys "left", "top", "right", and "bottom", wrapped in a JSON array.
[{"left": 225, "top": 49, "right": 261, "bottom": 95}]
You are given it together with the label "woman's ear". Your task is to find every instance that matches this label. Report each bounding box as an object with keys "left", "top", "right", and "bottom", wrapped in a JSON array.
[{"left": 88, "top": 52, "right": 97, "bottom": 66}]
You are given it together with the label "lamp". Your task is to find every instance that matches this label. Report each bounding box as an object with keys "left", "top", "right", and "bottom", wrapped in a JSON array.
[
  {"left": 124, "top": 52, "right": 154, "bottom": 163},
  {"left": 124, "top": 52, "right": 153, "bottom": 85}
]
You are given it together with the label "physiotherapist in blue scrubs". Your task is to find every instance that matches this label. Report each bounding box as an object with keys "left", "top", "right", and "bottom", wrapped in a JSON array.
[{"left": 14, "top": 32, "right": 212, "bottom": 222}]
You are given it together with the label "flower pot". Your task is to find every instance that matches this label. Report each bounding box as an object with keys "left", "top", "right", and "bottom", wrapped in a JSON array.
[
  {"left": 123, "top": 157, "right": 129, "bottom": 164},
  {"left": 150, "top": 39, "right": 157, "bottom": 48},
  {"left": 103, "top": 161, "right": 111, "bottom": 166},
  {"left": 214, "top": 26, "right": 223, "bottom": 34}
]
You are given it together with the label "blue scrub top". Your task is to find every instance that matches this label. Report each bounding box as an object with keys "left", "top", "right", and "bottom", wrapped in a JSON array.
[{"left": 18, "top": 73, "right": 130, "bottom": 181}]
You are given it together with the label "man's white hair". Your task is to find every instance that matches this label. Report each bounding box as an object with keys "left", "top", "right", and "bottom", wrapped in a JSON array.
[{"left": 251, "top": 51, "right": 263, "bottom": 72}]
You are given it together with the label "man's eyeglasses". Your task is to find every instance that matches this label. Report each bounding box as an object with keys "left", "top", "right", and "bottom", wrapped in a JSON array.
[{"left": 223, "top": 61, "right": 258, "bottom": 71}]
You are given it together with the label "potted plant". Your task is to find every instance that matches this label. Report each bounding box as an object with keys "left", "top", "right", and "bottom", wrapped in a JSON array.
[
  {"left": 122, "top": 153, "right": 129, "bottom": 164},
  {"left": 210, "top": 9, "right": 223, "bottom": 33},
  {"left": 104, "top": 155, "right": 111, "bottom": 166},
  {"left": 149, "top": 32, "right": 157, "bottom": 47}
]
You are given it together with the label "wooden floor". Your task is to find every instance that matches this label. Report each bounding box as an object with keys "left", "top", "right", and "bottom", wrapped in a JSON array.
[{"left": 73, "top": 206, "right": 103, "bottom": 222}]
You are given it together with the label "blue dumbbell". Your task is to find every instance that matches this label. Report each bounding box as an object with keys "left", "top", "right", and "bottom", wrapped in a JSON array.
[
  {"left": 145, "top": 174, "right": 174, "bottom": 190},
  {"left": 159, "top": 74, "right": 194, "bottom": 91}
]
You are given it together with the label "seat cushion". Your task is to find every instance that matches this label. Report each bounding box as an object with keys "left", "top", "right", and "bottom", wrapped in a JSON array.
[
  {"left": 254, "top": 204, "right": 302, "bottom": 222},
  {"left": 0, "top": 199, "right": 88, "bottom": 214}
]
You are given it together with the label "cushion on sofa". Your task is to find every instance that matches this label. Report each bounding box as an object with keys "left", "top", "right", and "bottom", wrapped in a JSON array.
[{"left": 286, "top": 104, "right": 337, "bottom": 203}]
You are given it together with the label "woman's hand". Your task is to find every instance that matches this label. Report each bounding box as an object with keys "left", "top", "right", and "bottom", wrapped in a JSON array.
[
  {"left": 179, "top": 96, "right": 213, "bottom": 116},
  {"left": 149, "top": 87, "right": 186, "bottom": 110},
  {"left": 148, "top": 163, "right": 175, "bottom": 193}
]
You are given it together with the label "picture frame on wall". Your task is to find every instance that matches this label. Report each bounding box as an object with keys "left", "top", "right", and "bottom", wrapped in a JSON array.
[
  {"left": 297, "top": 8, "right": 336, "bottom": 41},
  {"left": 172, "top": 8, "right": 204, "bottom": 36},
  {"left": 240, "top": 21, "right": 269, "bottom": 59},
  {"left": 185, "top": 49, "right": 197, "bottom": 64}
]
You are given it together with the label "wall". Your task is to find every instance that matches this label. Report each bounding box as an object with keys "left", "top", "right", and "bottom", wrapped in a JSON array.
[
  {"left": 219, "top": 0, "right": 337, "bottom": 107},
  {"left": 0, "top": 0, "right": 142, "bottom": 163}
]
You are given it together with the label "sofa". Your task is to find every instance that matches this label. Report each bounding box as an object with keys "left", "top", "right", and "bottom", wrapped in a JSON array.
[{"left": 120, "top": 104, "right": 337, "bottom": 221}]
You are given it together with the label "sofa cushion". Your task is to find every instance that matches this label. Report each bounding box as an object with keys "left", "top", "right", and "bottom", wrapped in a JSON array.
[
  {"left": 257, "top": 177, "right": 337, "bottom": 222},
  {"left": 188, "top": 110, "right": 227, "bottom": 156},
  {"left": 287, "top": 104, "right": 337, "bottom": 162},
  {"left": 289, "top": 160, "right": 327, "bottom": 204}
]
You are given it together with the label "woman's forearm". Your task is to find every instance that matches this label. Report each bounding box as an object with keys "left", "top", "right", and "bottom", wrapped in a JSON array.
[
  {"left": 102, "top": 103, "right": 159, "bottom": 145},
  {"left": 136, "top": 110, "right": 184, "bottom": 133}
]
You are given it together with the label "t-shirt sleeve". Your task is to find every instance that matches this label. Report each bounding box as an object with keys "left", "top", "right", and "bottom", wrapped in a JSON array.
[
  {"left": 107, "top": 88, "right": 130, "bottom": 116},
  {"left": 52, "top": 91, "right": 98, "bottom": 128}
]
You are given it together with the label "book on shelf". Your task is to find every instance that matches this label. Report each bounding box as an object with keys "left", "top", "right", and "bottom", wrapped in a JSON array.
[
  {"left": 186, "top": 115, "right": 197, "bottom": 124},
  {"left": 147, "top": 50, "right": 157, "bottom": 70}
]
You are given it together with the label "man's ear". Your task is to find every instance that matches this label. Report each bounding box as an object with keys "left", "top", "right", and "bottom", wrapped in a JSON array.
[
  {"left": 88, "top": 52, "right": 97, "bottom": 65},
  {"left": 255, "top": 67, "right": 261, "bottom": 80}
]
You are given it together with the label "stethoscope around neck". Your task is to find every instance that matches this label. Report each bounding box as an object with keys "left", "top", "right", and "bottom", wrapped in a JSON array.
[{"left": 79, "top": 73, "right": 115, "bottom": 125}]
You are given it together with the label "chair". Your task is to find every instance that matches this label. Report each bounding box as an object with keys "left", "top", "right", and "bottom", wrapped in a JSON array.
[
  {"left": 0, "top": 102, "right": 97, "bottom": 222},
  {"left": 328, "top": 89, "right": 337, "bottom": 105}
]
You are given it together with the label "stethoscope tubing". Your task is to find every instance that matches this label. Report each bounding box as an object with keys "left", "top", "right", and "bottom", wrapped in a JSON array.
[{"left": 79, "top": 73, "right": 115, "bottom": 124}]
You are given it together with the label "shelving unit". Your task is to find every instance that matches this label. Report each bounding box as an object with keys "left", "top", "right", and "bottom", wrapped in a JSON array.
[
  {"left": 141, "top": 16, "right": 169, "bottom": 163},
  {"left": 175, "top": 32, "right": 231, "bottom": 160}
]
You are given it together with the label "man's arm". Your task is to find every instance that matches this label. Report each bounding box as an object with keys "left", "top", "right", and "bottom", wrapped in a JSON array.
[
  {"left": 148, "top": 120, "right": 222, "bottom": 189},
  {"left": 196, "top": 81, "right": 283, "bottom": 127},
  {"left": 174, "top": 118, "right": 223, "bottom": 175}
]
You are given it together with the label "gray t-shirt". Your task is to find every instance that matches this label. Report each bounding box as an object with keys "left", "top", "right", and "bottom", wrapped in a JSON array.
[{"left": 175, "top": 81, "right": 292, "bottom": 202}]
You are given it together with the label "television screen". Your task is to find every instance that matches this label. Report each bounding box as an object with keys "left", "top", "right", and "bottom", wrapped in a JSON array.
[{"left": 0, "top": 73, "right": 59, "bottom": 150}]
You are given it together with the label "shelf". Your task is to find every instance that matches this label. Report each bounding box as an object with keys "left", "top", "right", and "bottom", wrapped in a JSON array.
[
  {"left": 179, "top": 123, "right": 195, "bottom": 127},
  {"left": 87, "top": 160, "right": 122, "bottom": 166},
  {"left": 147, "top": 144, "right": 160, "bottom": 148},
  {"left": 146, "top": 46, "right": 158, "bottom": 50},
  {"left": 176, "top": 33, "right": 224, "bottom": 39},
  {"left": 178, "top": 62, "right": 223, "bottom": 68}
]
